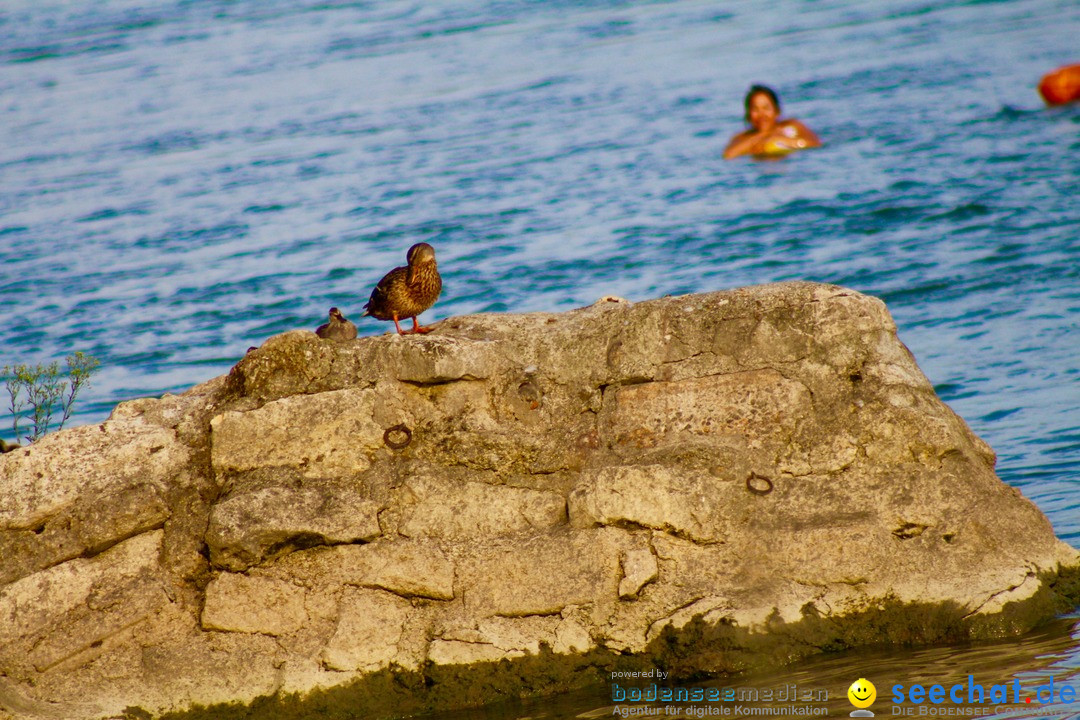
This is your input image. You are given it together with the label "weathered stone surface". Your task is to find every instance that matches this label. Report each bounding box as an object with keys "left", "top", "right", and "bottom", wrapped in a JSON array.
[
  {"left": 457, "top": 528, "right": 628, "bottom": 618},
  {"left": 0, "top": 529, "right": 168, "bottom": 695},
  {"left": 0, "top": 282, "right": 1077, "bottom": 720},
  {"left": 210, "top": 387, "right": 389, "bottom": 478},
  {"left": 619, "top": 547, "right": 659, "bottom": 599},
  {"left": 205, "top": 484, "right": 382, "bottom": 571},
  {"left": 599, "top": 370, "right": 811, "bottom": 450},
  {"left": 252, "top": 539, "right": 454, "bottom": 601},
  {"left": 427, "top": 638, "right": 509, "bottom": 666},
  {"left": 397, "top": 475, "right": 566, "bottom": 539},
  {"left": 569, "top": 465, "right": 736, "bottom": 543},
  {"left": 0, "top": 418, "right": 190, "bottom": 586},
  {"left": 321, "top": 588, "right": 414, "bottom": 671},
  {"left": 431, "top": 615, "right": 564, "bottom": 664},
  {"left": 332, "top": 540, "right": 456, "bottom": 600},
  {"left": 201, "top": 573, "right": 308, "bottom": 635}
]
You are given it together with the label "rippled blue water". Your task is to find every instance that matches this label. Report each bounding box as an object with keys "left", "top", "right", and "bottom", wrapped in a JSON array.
[{"left": 1, "top": 0, "right": 1078, "bottom": 716}]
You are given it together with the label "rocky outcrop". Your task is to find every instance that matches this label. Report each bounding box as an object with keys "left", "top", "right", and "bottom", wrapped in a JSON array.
[{"left": 1, "top": 282, "right": 1077, "bottom": 720}]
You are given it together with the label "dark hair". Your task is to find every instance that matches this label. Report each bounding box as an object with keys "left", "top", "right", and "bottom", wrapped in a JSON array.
[{"left": 744, "top": 84, "right": 780, "bottom": 123}]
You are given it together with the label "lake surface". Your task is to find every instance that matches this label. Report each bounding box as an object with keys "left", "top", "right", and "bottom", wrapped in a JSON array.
[{"left": 1, "top": 0, "right": 1078, "bottom": 717}]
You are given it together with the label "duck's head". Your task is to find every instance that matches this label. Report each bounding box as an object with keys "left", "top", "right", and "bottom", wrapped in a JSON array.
[
  {"left": 407, "top": 242, "right": 437, "bottom": 266},
  {"left": 406, "top": 242, "right": 437, "bottom": 283}
]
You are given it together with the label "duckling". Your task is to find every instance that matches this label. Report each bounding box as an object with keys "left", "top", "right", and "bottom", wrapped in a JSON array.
[
  {"left": 362, "top": 242, "right": 442, "bottom": 335},
  {"left": 315, "top": 307, "right": 358, "bottom": 340}
]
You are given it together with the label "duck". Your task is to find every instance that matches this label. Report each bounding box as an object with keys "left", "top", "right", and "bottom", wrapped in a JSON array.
[
  {"left": 362, "top": 242, "right": 442, "bottom": 334},
  {"left": 315, "top": 307, "right": 358, "bottom": 340}
]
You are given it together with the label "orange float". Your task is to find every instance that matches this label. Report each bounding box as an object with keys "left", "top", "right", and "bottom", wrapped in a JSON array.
[{"left": 1038, "top": 63, "right": 1080, "bottom": 106}]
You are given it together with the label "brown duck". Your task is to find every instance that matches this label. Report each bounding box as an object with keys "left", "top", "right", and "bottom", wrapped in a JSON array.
[
  {"left": 315, "top": 307, "right": 358, "bottom": 340},
  {"left": 362, "top": 242, "right": 442, "bottom": 334}
]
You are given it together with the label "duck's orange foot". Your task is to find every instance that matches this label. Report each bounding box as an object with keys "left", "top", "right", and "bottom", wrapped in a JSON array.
[{"left": 408, "top": 317, "right": 433, "bottom": 334}]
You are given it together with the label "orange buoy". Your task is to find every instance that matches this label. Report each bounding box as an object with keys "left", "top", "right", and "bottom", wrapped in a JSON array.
[{"left": 1038, "top": 63, "right": 1080, "bottom": 106}]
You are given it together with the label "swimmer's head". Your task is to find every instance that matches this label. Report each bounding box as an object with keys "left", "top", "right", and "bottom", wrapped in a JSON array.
[{"left": 747, "top": 84, "right": 781, "bottom": 129}]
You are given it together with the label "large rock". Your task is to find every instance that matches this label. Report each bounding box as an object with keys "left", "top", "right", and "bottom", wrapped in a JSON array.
[{"left": 0, "top": 282, "right": 1076, "bottom": 720}]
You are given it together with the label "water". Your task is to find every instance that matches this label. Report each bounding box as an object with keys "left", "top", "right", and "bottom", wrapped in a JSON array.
[{"left": 1, "top": 0, "right": 1078, "bottom": 717}]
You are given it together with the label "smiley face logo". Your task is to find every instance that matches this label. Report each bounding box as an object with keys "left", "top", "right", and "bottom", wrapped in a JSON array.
[{"left": 848, "top": 678, "right": 876, "bottom": 709}]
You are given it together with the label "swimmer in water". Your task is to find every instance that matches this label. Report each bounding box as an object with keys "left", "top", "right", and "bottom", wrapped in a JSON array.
[{"left": 723, "top": 85, "right": 821, "bottom": 160}]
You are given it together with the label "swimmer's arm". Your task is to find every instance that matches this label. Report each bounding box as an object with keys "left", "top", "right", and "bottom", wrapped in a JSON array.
[
  {"left": 723, "top": 130, "right": 768, "bottom": 159},
  {"left": 782, "top": 119, "right": 821, "bottom": 148}
]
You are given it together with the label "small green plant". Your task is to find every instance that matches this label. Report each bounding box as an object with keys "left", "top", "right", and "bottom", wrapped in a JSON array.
[{"left": 3, "top": 351, "right": 100, "bottom": 444}]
